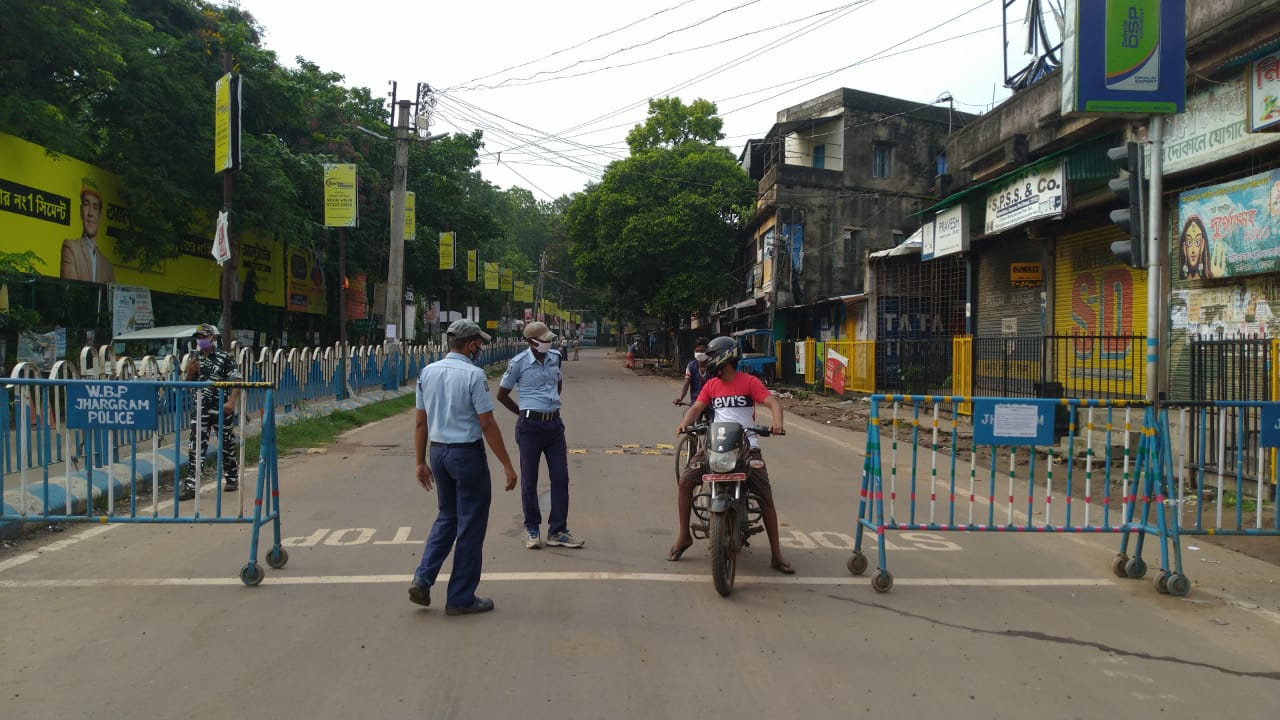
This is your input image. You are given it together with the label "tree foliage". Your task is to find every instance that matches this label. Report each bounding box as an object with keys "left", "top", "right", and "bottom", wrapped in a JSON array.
[
  {"left": 0, "top": 0, "right": 566, "bottom": 342},
  {"left": 567, "top": 97, "right": 754, "bottom": 323}
]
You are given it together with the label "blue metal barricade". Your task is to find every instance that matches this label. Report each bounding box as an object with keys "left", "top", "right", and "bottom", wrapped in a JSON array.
[
  {"left": 849, "top": 395, "right": 1187, "bottom": 595},
  {"left": 1, "top": 377, "right": 286, "bottom": 585},
  {"left": 1164, "top": 401, "right": 1279, "bottom": 537}
]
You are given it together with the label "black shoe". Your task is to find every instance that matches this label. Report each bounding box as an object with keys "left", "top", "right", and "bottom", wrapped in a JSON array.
[
  {"left": 408, "top": 577, "right": 431, "bottom": 607},
  {"left": 445, "top": 597, "right": 494, "bottom": 616},
  {"left": 223, "top": 479, "right": 239, "bottom": 492},
  {"left": 178, "top": 481, "right": 195, "bottom": 501}
]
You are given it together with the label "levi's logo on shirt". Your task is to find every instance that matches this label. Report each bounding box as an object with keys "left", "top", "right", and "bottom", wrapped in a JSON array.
[{"left": 711, "top": 395, "right": 751, "bottom": 409}]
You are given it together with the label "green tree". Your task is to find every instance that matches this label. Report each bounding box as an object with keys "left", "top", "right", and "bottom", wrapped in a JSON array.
[{"left": 566, "top": 97, "right": 754, "bottom": 324}]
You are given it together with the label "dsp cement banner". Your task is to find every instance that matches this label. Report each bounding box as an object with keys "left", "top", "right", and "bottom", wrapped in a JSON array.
[
  {"left": 0, "top": 133, "right": 285, "bottom": 306},
  {"left": 1061, "top": 0, "right": 1185, "bottom": 115},
  {"left": 1177, "top": 168, "right": 1280, "bottom": 279}
]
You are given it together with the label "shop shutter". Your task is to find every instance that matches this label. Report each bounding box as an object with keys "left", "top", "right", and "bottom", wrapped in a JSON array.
[{"left": 1053, "top": 225, "right": 1148, "bottom": 398}]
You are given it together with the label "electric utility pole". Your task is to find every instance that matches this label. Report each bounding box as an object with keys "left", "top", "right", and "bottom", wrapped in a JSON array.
[{"left": 384, "top": 99, "right": 411, "bottom": 344}]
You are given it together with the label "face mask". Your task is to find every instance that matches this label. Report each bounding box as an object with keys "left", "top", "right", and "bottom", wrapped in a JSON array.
[
  {"left": 470, "top": 342, "right": 484, "bottom": 363},
  {"left": 197, "top": 338, "right": 214, "bottom": 351},
  {"left": 533, "top": 340, "right": 551, "bottom": 354},
  {"left": 694, "top": 352, "right": 708, "bottom": 363}
]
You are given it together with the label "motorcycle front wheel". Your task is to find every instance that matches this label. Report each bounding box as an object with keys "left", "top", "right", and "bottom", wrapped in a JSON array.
[{"left": 710, "top": 507, "right": 738, "bottom": 597}]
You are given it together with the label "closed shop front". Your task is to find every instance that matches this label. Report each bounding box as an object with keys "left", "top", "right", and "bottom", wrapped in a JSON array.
[
  {"left": 971, "top": 237, "right": 1045, "bottom": 396},
  {"left": 1052, "top": 224, "right": 1147, "bottom": 398}
]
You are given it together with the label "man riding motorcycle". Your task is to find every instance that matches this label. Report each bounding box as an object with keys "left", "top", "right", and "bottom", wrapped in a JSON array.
[{"left": 670, "top": 335, "right": 794, "bottom": 574}]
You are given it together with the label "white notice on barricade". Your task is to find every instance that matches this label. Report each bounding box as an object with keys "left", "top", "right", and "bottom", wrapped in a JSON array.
[{"left": 993, "top": 403, "right": 1037, "bottom": 439}]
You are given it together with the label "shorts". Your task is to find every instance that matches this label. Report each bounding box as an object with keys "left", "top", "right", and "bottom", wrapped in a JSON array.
[{"left": 678, "top": 447, "right": 773, "bottom": 504}]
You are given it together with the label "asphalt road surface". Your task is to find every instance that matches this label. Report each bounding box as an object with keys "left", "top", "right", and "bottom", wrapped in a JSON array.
[{"left": 3, "top": 348, "right": 1278, "bottom": 719}]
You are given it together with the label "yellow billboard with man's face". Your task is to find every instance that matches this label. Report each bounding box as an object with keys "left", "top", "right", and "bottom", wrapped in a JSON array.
[{"left": 0, "top": 132, "right": 288, "bottom": 308}]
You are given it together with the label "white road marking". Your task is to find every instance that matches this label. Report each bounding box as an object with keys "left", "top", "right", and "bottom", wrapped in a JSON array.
[{"left": 0, "top": 573, "right": 1118, "bottom": 589}]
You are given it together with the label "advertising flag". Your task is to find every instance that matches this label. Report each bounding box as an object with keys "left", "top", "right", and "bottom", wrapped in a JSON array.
[
  {"left": 484, "top": 262, "right": 499, "bottom": 290},
  {"left": 501, "top": 267, "right": 513, "bottom": 292},
  {"left": 439, "top": 231, "right": 455, "bottom": 270},
  {"left": 404, "top": 192, "right": 415, "bottom": 240},
  {"left": 213, "top": 73, "right": 242, "bottom": 173},
  {"left": 467, "top": 250, "right": 477, "bottom": 282},
  {"left": 322, "top": 163, "right": 358, "bottom": 228}
]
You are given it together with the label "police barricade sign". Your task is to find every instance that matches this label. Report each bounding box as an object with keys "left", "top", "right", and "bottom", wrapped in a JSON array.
[
  {"left": 66, "top": 382, "right": 158, "bottom": 430},
  {"left": 1260, "top": 403, "right": 1280, "bottom": 447},
  {"left": 972, "top": 398, "right": 1054, "bottom": 446}
]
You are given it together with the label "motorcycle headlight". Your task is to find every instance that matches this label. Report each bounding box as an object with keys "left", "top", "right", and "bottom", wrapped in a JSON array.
[{"left": 707, "top": 450, "right": 737, "bottom": 474}]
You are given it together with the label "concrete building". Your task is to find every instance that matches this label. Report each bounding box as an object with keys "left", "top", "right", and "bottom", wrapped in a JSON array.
[{"left": 720, "top": 88, "right": 973, "bottom": 361}]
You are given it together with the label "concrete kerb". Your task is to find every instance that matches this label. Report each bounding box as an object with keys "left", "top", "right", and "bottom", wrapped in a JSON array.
[{"left": 1, "top": 385, "right": 416, "bottom": 540}]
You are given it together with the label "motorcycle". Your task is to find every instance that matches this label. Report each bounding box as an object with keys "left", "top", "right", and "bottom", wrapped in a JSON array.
[{"left": 682, "top": 420, "right": 781, "bottom": 597}]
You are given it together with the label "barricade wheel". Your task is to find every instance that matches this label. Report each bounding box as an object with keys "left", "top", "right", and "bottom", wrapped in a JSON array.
[
  {"left": 847, "top": 551, "right": 868, "bottom": 576},
  {"left": 1154, "top": 571, "right": 1170, "bottom": 594},
  {"left": 1124, "top": 556, "right": 1148, "bottom": 579},
  {"left": 266, "top": 547, "right": 289, "bottom": 569},
  {"left": 871, "top": 570, "right": 893, "bottom": 593},
  {"left": 1166, "top": 573, "right": 1191, "bottom": 597},
  {"left": 240, "top": 563, "right": 265, "bottom": 586},
  {"left": 1112, "top": 554, "right": 1130, "bottom": 578}
]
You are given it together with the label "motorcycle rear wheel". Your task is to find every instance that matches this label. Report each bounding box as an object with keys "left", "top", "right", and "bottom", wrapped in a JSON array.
[{"left": 710, "top": 507, "right": 738, "bottom": 597}]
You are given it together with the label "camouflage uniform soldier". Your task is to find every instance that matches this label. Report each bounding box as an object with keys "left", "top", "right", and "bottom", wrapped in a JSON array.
[{"left": 179, "top": 323, "right": 243, "bottom": 499}]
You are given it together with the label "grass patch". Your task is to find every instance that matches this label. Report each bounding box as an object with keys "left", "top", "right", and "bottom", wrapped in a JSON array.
[{"left": 243, "top": 393, "right": 416, "bottom": 464}]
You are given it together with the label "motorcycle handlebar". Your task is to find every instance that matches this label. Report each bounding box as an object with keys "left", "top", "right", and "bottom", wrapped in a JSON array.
[{"left": 679, "top": 425, "right": 784, "bottom": 437}]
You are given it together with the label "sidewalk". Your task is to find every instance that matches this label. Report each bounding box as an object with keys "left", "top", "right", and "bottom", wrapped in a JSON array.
[{"left": 0, "top": 385, "right": 415, "bottom": 539}]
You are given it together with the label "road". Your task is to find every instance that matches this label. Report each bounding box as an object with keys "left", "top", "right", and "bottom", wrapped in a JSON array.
[{"left": 2, "top": 348, "right": 1278, "bottom": 719}]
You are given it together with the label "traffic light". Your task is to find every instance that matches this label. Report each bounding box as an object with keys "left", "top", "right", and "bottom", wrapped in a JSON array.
[{"left": 1107, "top": 141, "right": 1146, "bottom": 268}]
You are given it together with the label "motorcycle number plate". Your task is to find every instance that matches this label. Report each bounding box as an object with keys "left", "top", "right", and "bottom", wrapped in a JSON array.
[{"left": 702, "top": 473, "right": 747, "bottom": 483}]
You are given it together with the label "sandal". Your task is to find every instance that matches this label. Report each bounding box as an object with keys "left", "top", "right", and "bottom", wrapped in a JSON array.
[
  {"left": 770, "top": 560, "right": 796, "bottom": 575},
  {"left": 667, "top": 541, "right": 694, "bottom": 562}
]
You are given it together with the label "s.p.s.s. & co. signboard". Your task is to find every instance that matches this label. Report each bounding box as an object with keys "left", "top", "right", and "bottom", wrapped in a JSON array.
[{"left": 984, "top": 159, "right": 1066, "bottom": 235}]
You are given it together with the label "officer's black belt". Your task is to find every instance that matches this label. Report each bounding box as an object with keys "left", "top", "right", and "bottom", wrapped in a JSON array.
[
  {"left": 430, "top": 440, "right": 484, "bottom": 449},
  {"left": 520, "top": 410, "right": 560, "bottom": 421}
]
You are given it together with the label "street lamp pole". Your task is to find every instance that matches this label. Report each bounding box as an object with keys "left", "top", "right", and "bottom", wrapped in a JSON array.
[{"left": 385, "top": 99, "right": 411, "bottom": 344}]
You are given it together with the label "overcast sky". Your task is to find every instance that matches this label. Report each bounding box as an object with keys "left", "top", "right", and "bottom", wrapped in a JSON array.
[{"left": 239, "top": 0, "right": 1054, "bottom": 200}]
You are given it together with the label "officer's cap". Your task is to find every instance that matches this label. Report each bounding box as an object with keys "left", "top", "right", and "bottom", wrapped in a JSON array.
[
  {"left": 447, "top": 319, "right": 491, "bottom": 342},
  {"left": 523, "top": 321, "right": 557, "bottom": 342}
]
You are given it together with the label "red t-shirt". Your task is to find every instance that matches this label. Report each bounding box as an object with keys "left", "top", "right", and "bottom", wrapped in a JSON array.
[{"left": 696, "top": 372, "right": 771, "bottom": 447}]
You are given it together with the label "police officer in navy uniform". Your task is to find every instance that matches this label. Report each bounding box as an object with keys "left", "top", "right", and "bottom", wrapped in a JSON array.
[
  {"left": 497, "top": 321, "right": 585, "bottom": 549},
  {"left": 408, "top": 319, "right": 518, "bottom": 615}
]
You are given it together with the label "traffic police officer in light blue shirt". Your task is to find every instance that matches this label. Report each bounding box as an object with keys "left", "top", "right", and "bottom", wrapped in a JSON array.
[
  {"left": 408, "top": 319, "right": 517, "bottom": 616},
  {"left": 497, "top": 321, "right": 585, "bottom": 549}
]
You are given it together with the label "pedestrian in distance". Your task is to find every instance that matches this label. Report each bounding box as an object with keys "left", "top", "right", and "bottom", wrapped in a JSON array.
[
  {"left": 409, "top": 319, "right": 518, "bottom": 616},
  {"left": 179, "top": 324, "right": 242, "bottom": 500},
  {"left": 673, "top": 337, "right": 710, "bottom": 407},
  {"left": 497, "top": 321, "right": 585, "bottom": 550}
]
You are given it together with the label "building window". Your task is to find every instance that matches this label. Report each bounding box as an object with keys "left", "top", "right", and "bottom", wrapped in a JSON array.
[
  {"left": 813, "top": 144, "right": 825, "bottom": 170},
  {"left": 936, "top": 150, "right": 947, "bottom": 177},
  {"left": 873, "top": 143, "right": 891, "bottom": 178},
  {"left": 842, "top": 229, "right": 861, "bottom": 267}
]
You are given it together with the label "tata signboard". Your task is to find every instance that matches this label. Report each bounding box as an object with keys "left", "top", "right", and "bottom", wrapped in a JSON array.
[{"left": 1061, "top": 0, "right": 1185, "bottom": 115}]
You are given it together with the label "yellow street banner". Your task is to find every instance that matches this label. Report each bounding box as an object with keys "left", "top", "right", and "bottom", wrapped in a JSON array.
[
  {"left": 404, "top": 191, "right": 415, "bottom": 240},
  {"left": 1, "top": 132, "right": 285, "bottom": 307},
  {"left": 485, "top": 320, "right": 498, "bottom": 330},
  {"left": 439, "top": 231, "right": 455, "bottom": 270},
  {"left": 500, "top": 267, "right": 513, "bottom": 292},
  {"left": 213, "top": 73, "right": 241, "bottom": 173},
  {"left": 467, "top": 250, "right": 477, "bottom": 282},
  {"left": 484, "top": 262, "right": 499, "bottom": 290},
  {"left": 322, "top": 163, "right": 358, "bottom": 228},
  {"left": 514, "top": 280, "right": 530, "bottom": 303}
]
